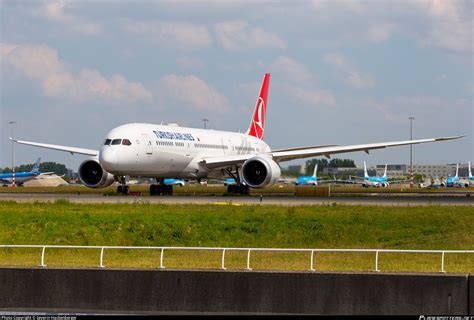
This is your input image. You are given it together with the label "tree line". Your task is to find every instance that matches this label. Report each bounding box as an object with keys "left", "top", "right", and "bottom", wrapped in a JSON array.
[{"left": 0, "top": 162, "right": 71, "bottom": 176}]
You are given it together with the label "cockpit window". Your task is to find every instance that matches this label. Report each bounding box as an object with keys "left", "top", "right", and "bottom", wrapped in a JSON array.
[
  {"left": 122, "top": 139, "right": 132, "bottom": 146},
  {"left": 104, "top": 139, "right": 111, "bottom": 145},
  {"left": 111, "top": 139, "right": 122, "bottom": 145}
]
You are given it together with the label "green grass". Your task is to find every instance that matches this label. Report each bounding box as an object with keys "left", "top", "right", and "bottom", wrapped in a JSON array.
[
  {"left": 0, "top": 201, "right": 472, "bottom": 272},
  {"left": 0, "top": 184, "right": 472, "bottom": 196}
]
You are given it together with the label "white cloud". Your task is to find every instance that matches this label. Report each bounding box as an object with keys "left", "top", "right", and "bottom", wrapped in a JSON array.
[
  {"left": 38, "top": 0, "right": 102, "bottom": 36},
  {"left": 268, "top": 56, "right": 336, "bottom": 108},
  {"left": 121, "top": 19, "right": 212, "bottom": 50},
  {"left": 1, "top": 43, "right": 152, "bottom": 106},
  {"left": 159, "top": 74, "right": 230, "bottom": 112},
  {"left": 323, "top": 52, "right": 375, "bottom": 90},
  {"left": 213, "top": 20, "right": 286, "bottom": 50}
]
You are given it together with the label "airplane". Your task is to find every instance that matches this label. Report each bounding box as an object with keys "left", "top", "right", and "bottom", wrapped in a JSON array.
[
  {"left": 163, "top": 178, "right": 185, "bottom": 187},
  {"left": 360, "top": 162, "right": 389, "bottom": 188},
  {"left": 0, "top": 158, "right": 53, "bottom": 186},
  {"left": 446, "top": 163, "right": 470, "bottom": 188},
  {"left": 294, "top": 164, "right": 331, "bottom": 186},
  {"left": 10, "top": 73, "right": 464, "bottom": 196}
]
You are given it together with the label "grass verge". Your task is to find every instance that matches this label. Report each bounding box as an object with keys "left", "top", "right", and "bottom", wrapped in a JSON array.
[{"left": 0, "top": 201, "right": 472, "bottom": 272}]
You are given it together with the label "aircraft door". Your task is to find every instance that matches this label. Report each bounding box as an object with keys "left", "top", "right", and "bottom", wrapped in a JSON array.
[{"left": 141, "top": 134, "right": 153, "bottom": 155}]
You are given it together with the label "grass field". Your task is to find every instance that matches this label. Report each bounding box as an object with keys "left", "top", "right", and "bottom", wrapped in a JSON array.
[
  {"left": 0, "top": 184, "right": 472, "bottom": 196},
  {"left": 0, "top": 200, "right": 472, "bottom": 273}
]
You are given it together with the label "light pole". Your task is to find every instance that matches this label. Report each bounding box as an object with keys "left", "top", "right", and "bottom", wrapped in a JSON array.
[
  {"left": 408, "top": 116, "right": 415, "bottom": 188},
  {"left": 202, "top": 118, "right": 209, "bottom": 129},
  {"left": 8, "top": 121, "right": 16, "bottom": 188}
]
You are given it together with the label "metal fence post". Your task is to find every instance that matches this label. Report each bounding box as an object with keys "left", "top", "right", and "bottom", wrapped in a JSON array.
[
  {"left": 375, "top": 250, "right": 380, "bottom": 272},
  {"left": 40, "top": 246, "right": 46, "bottom": 267},
  {"left": 441, "top": 251, "right": 446, "bottom": 273},
  {"left": 159, "top": 248, "right": 165, "bottom": 269},
  {"left": 99, "top": 247, "right": 105, "bottom": 268},
  {"left": 246, "top": 249, "right": 252, "bottom": 271},
  {"left": 310, "top": 250, "right": 315, "bottom": 271},
  {"left": 221, "top": 249, "right": 227, "bottom": 270}
]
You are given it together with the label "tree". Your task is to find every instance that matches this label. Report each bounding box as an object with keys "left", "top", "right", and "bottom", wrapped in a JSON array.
[
  {"left": 0, "top": 162, "right": 70, "bottom": 176},
  {"left": 305, "top": 158, "right": 356, "bottom": 175}
]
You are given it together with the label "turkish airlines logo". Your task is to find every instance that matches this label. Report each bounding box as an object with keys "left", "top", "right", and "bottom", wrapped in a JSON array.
[{"left": 252, "top": 97, "right": 265, "bottom": 139}]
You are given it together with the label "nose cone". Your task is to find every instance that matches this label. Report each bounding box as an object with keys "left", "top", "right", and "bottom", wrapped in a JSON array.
[{"left": 99, "top": 148, "right": 119, "bottom": 171}]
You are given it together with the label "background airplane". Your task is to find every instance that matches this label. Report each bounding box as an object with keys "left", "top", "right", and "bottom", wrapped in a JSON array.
[
  {"left": 163, "top": 178, "right": 185, "bottom": 187},
  {"left": 0, "top": 158, "right": 53, "bottom": 186},
  {"left": 294, "top": 164, "right": 333, "bottom": 186},
  {"left": 360, "top": 162, "right": 389, "bottom": 188},
  {"left": 446, "top": 163, "right": 470, "bottom": 188}
]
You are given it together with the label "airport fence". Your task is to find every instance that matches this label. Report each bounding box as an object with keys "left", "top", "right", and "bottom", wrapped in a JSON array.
[{"left": 1, "top": 245, "right": 473, "bottom": 273}]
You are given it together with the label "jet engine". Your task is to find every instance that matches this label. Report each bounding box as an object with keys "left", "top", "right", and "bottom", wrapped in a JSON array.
[
  {"left": 380, "top": 182, "right": 389, "bottom": 188},
  {"left": 240, "top": 156, "right": 281, "bottom": 188},
  {"left": 78, "top": 159, "right": 115, "bottom": 188}
]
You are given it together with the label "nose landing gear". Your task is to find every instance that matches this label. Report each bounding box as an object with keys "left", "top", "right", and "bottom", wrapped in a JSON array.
[{"left": 116, "top": 176, "right": 130, "bottom": 195}]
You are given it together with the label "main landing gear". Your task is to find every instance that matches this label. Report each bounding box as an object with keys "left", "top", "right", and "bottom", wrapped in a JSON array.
[
  {"left": 150, "top": 180, "right": 173, "bottom": 196},
  {"left": 227, "top": 184, "right": 250, "bottom": 195},
  {"left": 117, "top": 185, "right": 130, "bottom": 195},
  {"left": 223, "top": 166, "right": 250, "bottom": 195}
]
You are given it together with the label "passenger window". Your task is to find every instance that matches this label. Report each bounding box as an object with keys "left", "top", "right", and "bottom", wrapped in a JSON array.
[
  {"left": 111, "top": 139, "right": 122, "bottom": 145},
  {"left": 122, "top": 139, "right": 132, "bottom": 146},
  {"left": 104, "top": 139, "right": 111, "bottom": 145}
]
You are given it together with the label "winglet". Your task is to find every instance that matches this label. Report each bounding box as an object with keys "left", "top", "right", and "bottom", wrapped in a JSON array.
[
  {"left": 246, "top": 73, "right": 270, "bottom": 140},
  {"left": 434, "top": 135, "right": 466, "bottom": 141}
]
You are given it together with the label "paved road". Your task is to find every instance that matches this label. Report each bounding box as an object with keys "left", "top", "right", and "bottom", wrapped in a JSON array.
[{"left": 1, "top": 193, "right": 473, "bottom": 206}]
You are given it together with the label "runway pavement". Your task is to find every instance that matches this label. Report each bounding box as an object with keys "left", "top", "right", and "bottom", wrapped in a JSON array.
[{"left": 0, "top": 193, "right": 473, "bottom": 206}]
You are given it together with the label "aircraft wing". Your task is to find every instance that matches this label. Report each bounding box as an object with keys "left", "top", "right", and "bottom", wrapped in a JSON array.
[
  {"left": 270, "top": 136, "right": 464, "bottom": 162},
  {"left": 10, "top": 138, "right": 98, "bottom": 156},
  {"left": 202, "top": 136, "right": 464, "bottom": 170},
  {"left": 38, "top": 172, "right": 56, "bottom": 176}
]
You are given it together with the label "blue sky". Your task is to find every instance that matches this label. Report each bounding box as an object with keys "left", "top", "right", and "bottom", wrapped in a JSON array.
[{"left": 1, "top": 0, "right": 472, "bottom": 170}]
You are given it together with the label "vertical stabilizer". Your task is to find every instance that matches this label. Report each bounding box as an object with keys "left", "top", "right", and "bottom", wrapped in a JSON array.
[
  {"left": 383, "top": 164, "right": 387, "bottom": 178},
  {"left": 246, "top": 73, "right": 270, "bottom": 140},
  {"left": 455, "top": 163, "right": 459, "bottom": 178},
  {"left": 312, "top": 164, "right": 318, "bottom": 178},
  {"left": 31, "top": 158, "right": 41, "bottom": 173},
  {"left": 363, "top": 161, "right": 369, "bottom": 178},
  {"left": 469, "top": 161, "right": 472, "bottom": 178}
]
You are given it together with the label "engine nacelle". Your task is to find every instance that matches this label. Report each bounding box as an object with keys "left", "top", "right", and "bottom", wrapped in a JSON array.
[
  {"left": 240, "top": 156, "right": 281, "bottom": 188},
  {"left": 78, "top": 159, "right": 115, "bottom": 188},
  {"left": 380, "top": 182, "right": 389, "bottom": 188}
]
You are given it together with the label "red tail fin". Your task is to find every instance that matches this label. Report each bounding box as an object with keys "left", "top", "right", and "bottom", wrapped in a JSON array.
[{"left": 246, "top": 73, "right": 270, "bottom": 140}]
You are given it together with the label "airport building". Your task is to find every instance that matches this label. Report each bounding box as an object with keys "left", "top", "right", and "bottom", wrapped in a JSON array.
[{"left": 288, "top": 163, "right": 468, "bottom": 179}]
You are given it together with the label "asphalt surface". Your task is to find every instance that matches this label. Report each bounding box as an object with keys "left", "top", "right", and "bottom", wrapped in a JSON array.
[{"left": 0, "top": 193, "right": 473, "bottom": 206}]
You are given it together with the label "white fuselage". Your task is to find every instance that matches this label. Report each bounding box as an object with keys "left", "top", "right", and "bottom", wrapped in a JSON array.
[{"left": 99, "top": 123, "right": 271, "bottom": 180}]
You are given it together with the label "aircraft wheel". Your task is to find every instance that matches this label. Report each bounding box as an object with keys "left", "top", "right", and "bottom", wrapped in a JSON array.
[
  {"left": 117, "top": 186, "right": 123, "bottom": 193},
  {"left": 239, "top": 185, "right": 250, "bottom": 195},
  {"left": 163, "top": 185, "right": 173, "bottom": 196},
  {"left": 122, "top": 186, "right": 130, "bottom": 195}
]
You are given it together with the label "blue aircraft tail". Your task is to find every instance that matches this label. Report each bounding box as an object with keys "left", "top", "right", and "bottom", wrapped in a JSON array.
[{"left": 31, "top": 158, "right": 41, "bottom": 174}]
